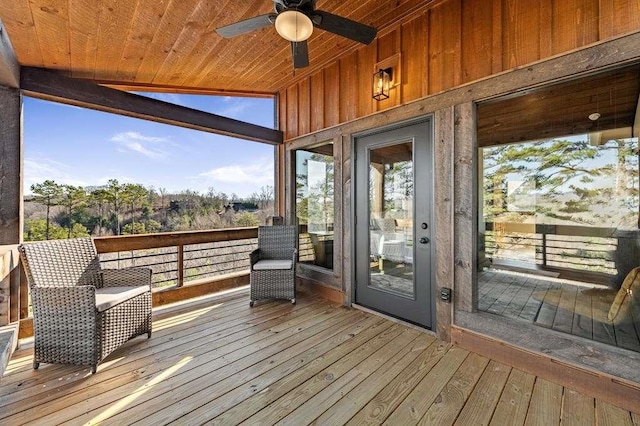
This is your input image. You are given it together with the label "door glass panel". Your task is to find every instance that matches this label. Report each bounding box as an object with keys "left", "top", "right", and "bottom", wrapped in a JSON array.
[{"left": 368, "top": 141, "right": 414, "bottom": 298}]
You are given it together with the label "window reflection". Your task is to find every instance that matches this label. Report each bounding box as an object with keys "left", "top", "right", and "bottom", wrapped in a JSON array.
[
  {"left": 477, "top": 65, "right": 640, "bottom": 353},
  {"left": 295, "top": 144, "right": 334, "bottom": 270}
]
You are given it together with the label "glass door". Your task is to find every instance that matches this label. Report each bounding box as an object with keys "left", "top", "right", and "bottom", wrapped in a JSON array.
[{"left": 355, "top": 119, "right": 434, "bottom": 328}]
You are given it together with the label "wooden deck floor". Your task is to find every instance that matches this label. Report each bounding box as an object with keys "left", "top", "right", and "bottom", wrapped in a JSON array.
[
  {"left": 478, "top": 269, "right": 640, "bottom": 352},
  {"left": 1, "top": 288, "right": 639, "bottom": 425}
]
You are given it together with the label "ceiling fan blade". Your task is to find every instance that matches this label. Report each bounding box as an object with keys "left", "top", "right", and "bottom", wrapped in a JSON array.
[
  {"left": 216, "top": 14, "right": 275, "bottom": 38},
  {"left": 313, "top": 11, "right": 377, "bottom": 45},
  {"left": 291, "top": 41, "right": 309, "bottom": 68}
]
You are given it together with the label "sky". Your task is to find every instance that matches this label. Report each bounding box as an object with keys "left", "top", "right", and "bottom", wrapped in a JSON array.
[{"left": 23, "top": 93, "right": 276, "bottom": 198}]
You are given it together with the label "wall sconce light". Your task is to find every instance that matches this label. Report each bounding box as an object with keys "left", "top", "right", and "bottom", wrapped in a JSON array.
[{"left": 372, "top": 67, "right": 393, "bottom": 101}]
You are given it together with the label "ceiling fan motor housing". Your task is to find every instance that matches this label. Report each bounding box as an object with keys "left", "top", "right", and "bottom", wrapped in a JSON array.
[{"left": 274, "top": 0, "right": 316, "bottom": 14}]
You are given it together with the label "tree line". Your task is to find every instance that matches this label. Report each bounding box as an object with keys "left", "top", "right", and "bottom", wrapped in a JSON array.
[{"left": 25, "top": 179, "right": 274, "bottom": 241}]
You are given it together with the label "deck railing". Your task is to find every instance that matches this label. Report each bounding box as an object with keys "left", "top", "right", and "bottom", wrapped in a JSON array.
[
  {"left": 10, "top": 227, "right": 259, "bottom": 328},
  {"left": 483, "top": 222, "right": 639, "bottom": 284},
  {"left": 94, "top": 227, "right": 259, "bottom": 288}
]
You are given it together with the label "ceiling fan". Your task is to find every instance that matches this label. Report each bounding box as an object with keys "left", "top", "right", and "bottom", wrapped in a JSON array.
[{"left": 216, "top": 0, "right": 377, "bottom": 69}]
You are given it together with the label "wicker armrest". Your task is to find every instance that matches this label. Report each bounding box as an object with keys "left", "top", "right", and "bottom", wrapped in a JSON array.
[
  {"left": 250, "top": 249, "right": 261, "bottom": 267},
  {"left": 100, "top": 267, "right": 152, "bottom": 288},
  {"left": 31, "top": 286, "right": 96, "bottom": 316}
]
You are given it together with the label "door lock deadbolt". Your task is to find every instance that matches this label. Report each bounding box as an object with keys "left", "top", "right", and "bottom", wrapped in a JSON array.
[
  {"left": 421, "top": 223, "right": 428, "bottom": 229},
  {"left": 419, "top": 237, "right": 430, "bottom": 244}
]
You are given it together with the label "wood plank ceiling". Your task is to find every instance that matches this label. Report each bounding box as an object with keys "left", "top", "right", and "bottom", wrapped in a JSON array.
[{"left": 0, "top": 0, "right": 435, "bottom": 95}]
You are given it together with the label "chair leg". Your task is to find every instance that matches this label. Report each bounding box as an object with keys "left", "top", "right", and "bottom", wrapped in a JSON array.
[
  {"left": 92, "top": 364, "right": 97, "bottom": 374},
  {"left": 33, "top": 360, "right": 39, "bottom": 370},
  {"left": 250, "top": 300, "right": 254, "bottom": 307},
  {"left": 147, "top": 331, "right": 152, "bottom": 338},
  {"left": 291, "top": 298, "right": 296, "bottom": 305}
]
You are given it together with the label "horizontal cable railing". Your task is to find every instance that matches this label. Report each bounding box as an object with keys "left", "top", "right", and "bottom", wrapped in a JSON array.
[{"left": 95, "top": 227, "right": 258, "bottom": 289}]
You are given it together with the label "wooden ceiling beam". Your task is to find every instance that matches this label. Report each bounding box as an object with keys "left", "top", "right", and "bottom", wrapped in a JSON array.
[
  {"left": 20, "top": 67, "right": 283, "bottom": 145},
  {"left": 0, "top": 19, "right": 19, "bottom": 88}
]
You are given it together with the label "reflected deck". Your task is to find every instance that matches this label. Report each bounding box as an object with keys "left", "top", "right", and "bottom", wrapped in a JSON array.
[{"left": 479, "top": 269, "right": 640, "bottom": 353}]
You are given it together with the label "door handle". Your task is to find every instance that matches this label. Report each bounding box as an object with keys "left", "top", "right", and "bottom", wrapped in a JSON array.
[{"left": 419, "top": 237, "right": 430, "bottom": 244}]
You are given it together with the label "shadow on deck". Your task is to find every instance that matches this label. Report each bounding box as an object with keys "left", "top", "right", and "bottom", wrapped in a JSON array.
[{"left": 1, "top": 288, "right": 638, "bottom": 425}]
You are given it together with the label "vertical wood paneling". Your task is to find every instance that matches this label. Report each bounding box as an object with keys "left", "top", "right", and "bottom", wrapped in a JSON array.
[
  {"left": 297, "top": 78, "right": 311, "bottom": 136},
  {"left": 428, "top": 0, "right": 462, "bottom": 94},
  {"left": 310, "top": 70, "right": 325, "bottom": 133},
  {"left": 599, "top": 0, "right": 640, "bottom": 39},
  {"left": 279, "top": 0, "right": 640, "bottom": 140},
  {"left": 502, "top": 0, "right": 543, "bottom": 69},
  {"left": 491, "top": 0, "right": 504, "bottom": 74},
  {"left": 278, "top": 90, "right": 287, "bottom": 132},
  {"left": 357, "top": 40, "right": 377, "bottom": 118},
  {"left": 286, "top": 84, "right": 298, "bottom": 140},
  {"left": 538, "top": 0, "right": 553, "bottom": 59},
  {"left": 377, "top": 27, "right": 401, "bottom": 60},
  {"left": 551, "top": 0, "right": 600, "bottom": 54},
  {"left": 376, "top": 27, "right": 402, "bottom": 111},
  {"left": 324, "top": 62, "right": 340, "bottom": 127},
  {"left": 339, "top": 52, "right": 358, "bottom": 123},
  {"left": 401, "top": 15, "right": 428, "bottom": 102},
  {"left": 461, "top": 0, "right": 496, "bottom": 83}
]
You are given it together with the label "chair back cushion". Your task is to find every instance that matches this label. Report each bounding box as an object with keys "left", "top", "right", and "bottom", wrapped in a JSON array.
[
  {"left": 258, "top": 226, "right": 296, "bottom": 260},
  {"left": 19, "top": 237, "right": 102, "bottom": 288},
  {"left": 608, "top": 266, "right": 640, "bottom": 321}
]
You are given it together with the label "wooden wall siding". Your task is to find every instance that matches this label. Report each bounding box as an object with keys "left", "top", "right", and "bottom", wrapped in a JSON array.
[{"left": 279, "top": 0, "right": 640, "bottom": 140}]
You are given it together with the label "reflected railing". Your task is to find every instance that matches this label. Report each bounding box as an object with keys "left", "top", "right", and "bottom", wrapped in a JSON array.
[{"left": 483, "top": 222, "right": 640, "bottom": 286}]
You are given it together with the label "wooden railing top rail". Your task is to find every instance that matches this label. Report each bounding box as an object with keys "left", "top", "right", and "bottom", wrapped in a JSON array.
[
  {"left": 484, "top": 222, "right": 639, "bottom": 238},
  {"left": 93, "top": 227, "right": 259, "bottom": 253}
]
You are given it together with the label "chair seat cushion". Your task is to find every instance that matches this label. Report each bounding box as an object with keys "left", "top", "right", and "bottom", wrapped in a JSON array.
[
  {"left": 95, "top": 286, "right": 149, "bottom": 312},
  {"left": 253, "top": 260, "right": 293, "bottom": 270}
]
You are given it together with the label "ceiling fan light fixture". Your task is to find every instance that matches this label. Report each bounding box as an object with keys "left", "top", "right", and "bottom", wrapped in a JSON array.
[{"left": 275, "top": 10, "right": 313, "bottom": 42}]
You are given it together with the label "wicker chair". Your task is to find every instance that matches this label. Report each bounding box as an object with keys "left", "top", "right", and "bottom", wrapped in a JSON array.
[
  {"left": 249, "top": 226, "right": 297, "bottom": 306},
  {"left": 19, "top": 237, "right": 152, "bottom": 374}
]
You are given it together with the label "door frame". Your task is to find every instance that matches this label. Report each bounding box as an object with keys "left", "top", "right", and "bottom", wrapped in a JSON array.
[{"left": 350, "top": 115, "right": 437, "bottom": 329}]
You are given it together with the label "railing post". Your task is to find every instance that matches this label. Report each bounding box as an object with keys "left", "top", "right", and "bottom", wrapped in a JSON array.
[
  {"left": 177, "top": 244, "right": 184, "bottom": 287},
  {"left": 19, "top": 265, "right": 28, "bottom": 319},
  {"left": 541, "top": 233, "right": 547, "bottom": 266}
]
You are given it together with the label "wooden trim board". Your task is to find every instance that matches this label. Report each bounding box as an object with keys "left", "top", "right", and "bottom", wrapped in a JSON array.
[
  {"left": 296, "top": 277, "right": 345, "bottom": 305},
  {"left": 452, "top": 325, "right": 640, "bottom": 414}
]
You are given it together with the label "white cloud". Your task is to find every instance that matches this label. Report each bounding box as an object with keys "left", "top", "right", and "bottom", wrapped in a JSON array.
[
  {"left": 214, "top": 98, "right": 253, "bottom": 119},
  {"left": 199, "top": 159, "right": 273, "bottom": 185},
  {"left": 24, "top": 157, "right": 88, "bottom": 193},
  {"left": 110, "top": 131, "right": 169, "bottom": 159}
]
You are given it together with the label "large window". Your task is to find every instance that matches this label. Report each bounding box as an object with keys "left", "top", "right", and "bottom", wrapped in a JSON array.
[
  {"left": 295, "top": 143, "right": 335, "bottom": 270},
  {"left": 477, "top": 65, "right": 640, "bottom": 353}
]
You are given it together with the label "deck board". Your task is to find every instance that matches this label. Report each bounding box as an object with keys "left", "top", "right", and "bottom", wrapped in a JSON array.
[{"left": 2, "top": 289, "right": 638, "bottom": 425}]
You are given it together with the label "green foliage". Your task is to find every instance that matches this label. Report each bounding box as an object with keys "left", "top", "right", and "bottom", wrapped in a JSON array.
[
  {"left": 122, "top": 222, "right": 147, "bottom": 235},
  {"left": 24, "top": 219, "right": 67, "bottom": 241},
  {"left": 30, "top": 180, "right": 63, "bottom": 240},
  {"left": 235, "top": 212, "right": 260, "bottom": 227},
  {"left": 483, "top": 137, "right": 638, "bottom": 228},
  {"left": 25, "top": 179, "right": 275, "bottom": 239}
]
